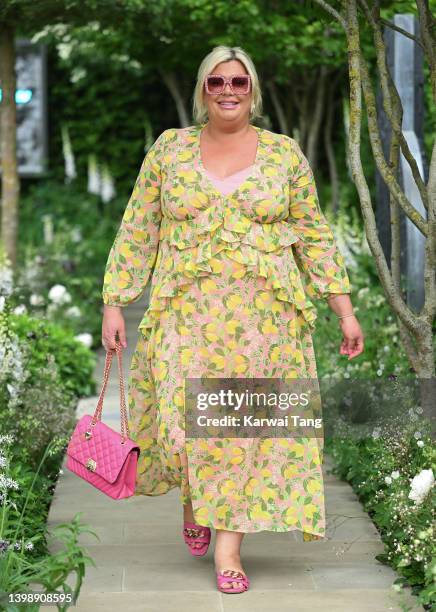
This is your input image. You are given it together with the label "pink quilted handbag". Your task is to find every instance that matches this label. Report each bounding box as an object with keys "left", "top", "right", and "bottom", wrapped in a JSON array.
[{"left": 66, "top": 339, "right": 140, "bottom": 499}]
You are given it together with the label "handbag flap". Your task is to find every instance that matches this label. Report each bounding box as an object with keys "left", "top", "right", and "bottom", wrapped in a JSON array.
[{"left": 67, "top": 414, "right": 140, "bottom": 483}]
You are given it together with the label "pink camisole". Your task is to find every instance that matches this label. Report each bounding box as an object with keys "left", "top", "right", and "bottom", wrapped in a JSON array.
[{"left": 203, "top": 164, "right": 255, "bottom": 196}]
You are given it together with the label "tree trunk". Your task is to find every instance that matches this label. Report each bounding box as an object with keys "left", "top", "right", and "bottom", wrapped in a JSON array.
[
  {"left": 324, "top": 74, "right": 340, "bottom": 213},
  {"left": 0, "top": 23, "right": 19, "bottom": 268},
  {"left": 306, "top": 65, "right": 328, "bottom": 169},
  {"left": 312, "top": 0, "right": 435, "bottom": 433},
  {"left": 295, "top": 73, "right": 314, "bottom": 147},
  {"left": 266, "top": 79, "right": 289, "bottom": 135},
  {"left": 160, "top": 70, "right": 190, "bottom": 127}
]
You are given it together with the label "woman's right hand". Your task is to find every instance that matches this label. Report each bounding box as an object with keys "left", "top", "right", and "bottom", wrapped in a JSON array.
[{"left": 102, "top": 305, "right": 127, "bottom": 351}]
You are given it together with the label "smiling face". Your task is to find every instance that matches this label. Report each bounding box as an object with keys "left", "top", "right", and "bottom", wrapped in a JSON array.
[{"left": 203, "top": 59, "right": 252, "bottom": 126}]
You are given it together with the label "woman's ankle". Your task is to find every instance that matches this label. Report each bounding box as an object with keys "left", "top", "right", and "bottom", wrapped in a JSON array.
[
  {"left": 214, "top": 551, "right": 242, "bottom": 565},
  {"left": 183, "top": 501, "right": 195, "bottom": 523}
]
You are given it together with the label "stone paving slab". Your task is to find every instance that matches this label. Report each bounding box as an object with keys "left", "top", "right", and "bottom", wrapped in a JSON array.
[
  {"left": 46, "top": 295, "right": 421, "bottom": 611},
  {"left": 67, "top": 591, "right": 223, "bottom": 612}
]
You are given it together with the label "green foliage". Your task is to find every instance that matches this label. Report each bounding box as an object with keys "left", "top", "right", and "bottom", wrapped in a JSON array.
[
  {"left": 0, "top": 247, "right": 97, "bottom": 607},
  {"left": 16, "top": 179, "right": 127, "bottom": 350},
  {"left": 27, "top": 22, "right": 173, "bottom": 188},
  {"left": 0, "top": 436, "right": 97, "bottom": 612},
  {"left": 327, "top": 413, "right": 435, "bottom": 608},
  {"left": 0, "top": 247, "right": 95, "bottom": 463},
  {"left": 313, "top": 210, "right": 411, "bottom": 379},
  {"left": 9, "top": 313, "right": 96, "bottom": 399}
]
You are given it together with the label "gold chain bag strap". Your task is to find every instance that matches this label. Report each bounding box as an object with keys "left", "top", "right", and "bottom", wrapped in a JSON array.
[
  {"left": 66, "top": 339, "right": 140, "bottom": 499},
  {"left": 93, "top": 338, "right": 130, "bottom": 443}
]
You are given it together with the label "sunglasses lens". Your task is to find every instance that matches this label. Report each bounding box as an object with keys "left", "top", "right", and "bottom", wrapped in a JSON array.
[
  {"left": 232, "top": 76, "right": 249, "bottom": 93},
  {"left": 207, "top": 76, "right": 225, "bottom": 93}
]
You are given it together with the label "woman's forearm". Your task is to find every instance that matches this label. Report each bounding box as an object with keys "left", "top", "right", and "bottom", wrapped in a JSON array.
[{"left": 325, "top": 293, "right": 355, "bottom": 318}]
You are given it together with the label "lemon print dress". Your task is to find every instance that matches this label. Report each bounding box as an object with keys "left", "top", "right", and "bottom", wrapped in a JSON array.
[{"left": 102, "top": 123, "right": 352, "bottom": 538}]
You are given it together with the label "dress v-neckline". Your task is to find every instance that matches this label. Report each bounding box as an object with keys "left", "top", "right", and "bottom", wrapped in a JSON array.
[
  {"left": 196, "top": 122, "right": 262, "bottom": 201},
  {"left": 205, "top": 163, "right": 255, "bottom": 181}
]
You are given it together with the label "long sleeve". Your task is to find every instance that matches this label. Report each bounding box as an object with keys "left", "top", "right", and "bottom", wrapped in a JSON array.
[
  {"left": 102, "top": 131, "right": 166, "bottom": 307},
  {"left": 287, "top": 138, "right": 352, "bottom": 301}
]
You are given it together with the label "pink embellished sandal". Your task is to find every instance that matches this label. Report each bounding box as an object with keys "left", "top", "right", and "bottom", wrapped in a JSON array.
[
  {"left": 216, "top": 569, "right": 250, "bottom": 593},
  {"left": 183, "top": 521, "right": 211, "bottom": 556}
]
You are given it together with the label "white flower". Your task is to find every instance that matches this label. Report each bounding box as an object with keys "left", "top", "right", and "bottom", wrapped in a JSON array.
[
  {"left": 13, "top": 304, "right": 27, "bottom": 315},
  {"left": 6, "top": 384, "right": 18, "bottom": 398},
  {"left": 408, "top": 469, "right": 434, "bottom": 505},
  {"left": 391, "top": 471, "right": 400, "bottom": 480},
  {"left": 372, "top": 428, "right": 381, "bottom": 440},
  {"left": 25, "top": 541, "right": 34, "bottom": 551},
  {"left": 57, "top": 41, "right": 73, "bottom": 61},
  {"left": 100, "top": 164, "right": 116, "bottom": 203},
  {"left": 48, "top": 284, "right": 71, "bottom": 305},
  {"left": 65, "top": 305, "right": 81, "bottom": 318},
  {"left": 414, "top": 431, "right": 422, "bottom": 439},
  {"left": 42, "top": 214, "right": 54, "bottom": 244},
  {"left": 74, "top": 333, "right": 93, "bottom": 348},
  {"left": 61, "top": 124, "right": 77, "bottom": 183},
  {"left": 417, "top": 440, "right": 424, "bottom": 448},
  {"left": 29, "top": 293, "right": 45, "bottom": 306},
  {"left": 0, "top": 296, "right": 5, "bottom": 312},
  {"left": 70, "top": 227, "right": 82, "bottom": 243},
  {"left": 0, "top": 475, "right": 19, "bottom": 490},
  {"left": 46, "top": 303, "right": 59, "bottom": 317},
  {"left": 0, "top": 262, "right": 14, "bottom": 296},
  {"left": 385, "top": 476, "right": 392, "bottom": 485},
  {"left": 70, "top": 67, "right": 87, "bottom": 83},
  {"left": 88, "top": 154, "right": 101, "bottom": 195},
  {"left": 48, "top": 284, "right": 66, "bottom": 301}
]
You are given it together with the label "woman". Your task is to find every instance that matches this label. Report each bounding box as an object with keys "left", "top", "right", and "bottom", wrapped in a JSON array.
[{"left": 101, "top": 45, "right": 364, "bottom": 594}]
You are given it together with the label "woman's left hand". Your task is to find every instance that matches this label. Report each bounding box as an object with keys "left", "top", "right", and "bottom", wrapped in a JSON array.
[{"left": 338, "top": 316, "right": 364, "bottom": 359}]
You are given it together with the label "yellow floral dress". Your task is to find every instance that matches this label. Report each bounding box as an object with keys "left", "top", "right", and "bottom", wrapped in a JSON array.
[{"left": 102, "top": 122, "right": 352, "bottom": 538}]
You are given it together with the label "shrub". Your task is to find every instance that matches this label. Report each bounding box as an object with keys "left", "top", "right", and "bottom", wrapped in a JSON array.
[
  {"left": 1, "top": 246, "right": 98, "bottom": 609},
  {"left": 0, "top": 435, "right": 98, "bottom": 612},
  {"left": 327, "top": 406, "right": 435, "bottom": 608},
  {"left": 9, "top": 313, "right": 96, "bottom": 399}
]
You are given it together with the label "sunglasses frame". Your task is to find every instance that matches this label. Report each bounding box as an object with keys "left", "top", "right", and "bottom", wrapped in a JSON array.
[{"left": 204, "top": 73, "right": 251, "bottom": 96}]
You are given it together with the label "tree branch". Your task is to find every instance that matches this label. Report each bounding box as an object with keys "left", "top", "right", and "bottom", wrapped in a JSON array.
[
  {"left": 313, "top": 0, "right": 346, "bottom": 29},
  {"left": 358, "top": 0, "right": 428, "bottom": 212},
  {"left": 416, "top": 0, "right": 436, "bottom": 103},
  {"left": 345, "top": 0, "right": 419, "bottom": 335},
  {"left": 359, "top": 53, "right": 427, "bottom": 236},
  {"left": 379, "top": 18, "right": 424, "bottom": 49}
]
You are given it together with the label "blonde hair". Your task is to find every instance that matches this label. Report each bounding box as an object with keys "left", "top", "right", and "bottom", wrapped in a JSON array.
[{"left": 192, "top": 45, "right": 263, "bottom": 125}]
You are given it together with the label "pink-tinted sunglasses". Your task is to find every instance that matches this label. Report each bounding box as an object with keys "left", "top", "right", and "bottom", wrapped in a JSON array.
[{"left": 204, "top": 74, "right": 251, "bottom": 95}]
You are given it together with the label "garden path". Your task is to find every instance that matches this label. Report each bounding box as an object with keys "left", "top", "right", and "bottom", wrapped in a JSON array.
[{"left": 46, "top": 290, "right": 420, "bottom": 611}]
